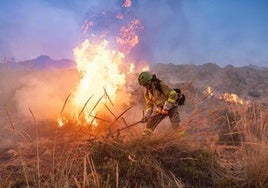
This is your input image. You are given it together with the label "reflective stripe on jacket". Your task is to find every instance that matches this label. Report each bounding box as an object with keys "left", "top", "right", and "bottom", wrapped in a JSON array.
[{"left": 144, "top": 81, "right": 177, "bottom": 113}]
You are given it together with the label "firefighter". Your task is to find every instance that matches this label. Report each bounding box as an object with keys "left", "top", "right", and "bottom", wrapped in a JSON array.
[{"left": 138, "top": 71, "right": 180, "bottom": 136}]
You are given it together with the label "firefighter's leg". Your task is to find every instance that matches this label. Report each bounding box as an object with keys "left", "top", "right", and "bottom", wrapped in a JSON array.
[
  {"left": 169, "top": 107, "right": 180, "bottom": 130},
  {"left": 142, "top": 113, "right": 166, "bottom": 136}
]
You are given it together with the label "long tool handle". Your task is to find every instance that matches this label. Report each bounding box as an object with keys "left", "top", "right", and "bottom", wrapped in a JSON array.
[{"left": 108, "top": 113, "right": 163, "bottom": 136}]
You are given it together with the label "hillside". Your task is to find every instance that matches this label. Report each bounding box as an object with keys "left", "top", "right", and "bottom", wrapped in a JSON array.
[
  {"left": 0, "top": 55, "right": 76, "bottom": 70},
  {"left": 153, "top": 63, "right": 268, "bottom": 107}
]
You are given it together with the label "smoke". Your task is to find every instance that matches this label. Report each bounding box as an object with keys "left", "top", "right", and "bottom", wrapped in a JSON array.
[
  {"left": 14, "top": 69, "right": 79, "bottom": 120},
  {"left": 130, "top": 1, "right": 186, "bottom": 63},
  {"left": 77, "top": 1, "right": 186, "bottom": 63}
]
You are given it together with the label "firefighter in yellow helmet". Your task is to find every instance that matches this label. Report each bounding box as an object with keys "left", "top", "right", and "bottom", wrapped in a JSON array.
[{"left": 138, "top": 71, "right": 180, "bottom": 136}]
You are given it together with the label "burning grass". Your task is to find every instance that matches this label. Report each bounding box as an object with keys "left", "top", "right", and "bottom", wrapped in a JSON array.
[{"left": 1, "top": 91, "right": 267, "bottom": 187}]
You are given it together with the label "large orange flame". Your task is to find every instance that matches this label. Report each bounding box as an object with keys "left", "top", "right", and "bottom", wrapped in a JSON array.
[{"left": 69, "top": 39, "right": 130, "bottom": 125}]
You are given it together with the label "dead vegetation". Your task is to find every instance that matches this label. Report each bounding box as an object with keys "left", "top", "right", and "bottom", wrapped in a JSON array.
[
  {"left": 1, "top": 96, "right": 267, "bottom": 188},
  {"left": 0, "top": 124, "right": 219, "bottom": 188}
]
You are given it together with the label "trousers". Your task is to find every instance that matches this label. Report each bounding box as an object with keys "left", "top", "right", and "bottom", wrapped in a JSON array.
[{"left": 146, "top": 106, "right": 180, "bottom": 131}]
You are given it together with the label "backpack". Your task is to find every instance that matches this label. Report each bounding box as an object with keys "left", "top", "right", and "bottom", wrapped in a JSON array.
[
  {"left": 173, "top": 88, "right": 185, "bottom": 105},
  {"left": 153, "top": 78, "right": 186, "bottom": 105}
]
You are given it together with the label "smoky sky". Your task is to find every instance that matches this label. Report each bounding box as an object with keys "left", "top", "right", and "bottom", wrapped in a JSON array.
[{"left": 0, "top": 0, "right": 268, "bottom": 67}]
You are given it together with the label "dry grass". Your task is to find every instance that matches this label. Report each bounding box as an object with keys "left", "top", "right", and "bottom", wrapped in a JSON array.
[
  {"left": 1, "top": 86, "right": 268, "bottom": 187},
  {"left": 228, "top": 102, "right": 268, "bottom": 187},
  {"left": 0, "top": 117, "right": 226, "bottom": 187}
]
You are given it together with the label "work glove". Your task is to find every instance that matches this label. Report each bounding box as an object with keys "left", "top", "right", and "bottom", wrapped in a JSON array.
[
  {"left": 161, "top": 109, "right": 169, "bottom": 115},
  {"left": 141, "top": 110, "right": 152, "bottom": 123},
  {"left": 162, "top": 101, "right": 173, "bottom": 115}
]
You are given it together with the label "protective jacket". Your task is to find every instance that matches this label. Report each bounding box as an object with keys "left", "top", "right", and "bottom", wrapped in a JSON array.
[{"left": 144, "top": 81, "right": 178, "bottom": 114}]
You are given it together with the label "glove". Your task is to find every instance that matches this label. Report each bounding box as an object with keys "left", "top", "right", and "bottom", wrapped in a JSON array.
[
  {"left": 162, "top": 101, "right": 173, "bottom": 115},
  {"left": 161, "top": 109, "right": 169, "bottom": 115},
  {"left": 163, "top": 101, "right": 173, "bottom": 111}
]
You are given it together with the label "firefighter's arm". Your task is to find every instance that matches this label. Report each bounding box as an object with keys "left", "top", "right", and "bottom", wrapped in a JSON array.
[{"left": 142, "top": 90, "right": 153, "bottom": 122}]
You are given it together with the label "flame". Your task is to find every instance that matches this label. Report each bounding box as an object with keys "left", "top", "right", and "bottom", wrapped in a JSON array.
[
  {"left": 81, "top": 20, "right": 94, "bottom": 36},
  {"left": 57, "top": 0, "right": 148, "bottom": 127},
  {"left": 116, "top": 13, "right": 124, "bottom": 20},
  {"left": 69, "top": 39, "right": 129, "bottom": 125},
  {"left": 128, "top": 63, "right": 135, "bottom": 74},
  {"left": 116, "top": 19, "right": 143, "bottom": 54},
  {"left": 57, "top": 117, "right": 64, "bottom": 127},
  {"left": 206, "top": 86, "right": 214, "bottom": 96},
  {"left": 220, "top": 93, "right": 244, "bottom": 105},
  {"left": 123, "top": 0, "right": 132, "bottom": 8},
  {"left": 141, "top": 65, "right": 150, "bottom": 72},
  {"left": 205, "top": 86, "right": 245, "bottom": 105}
]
